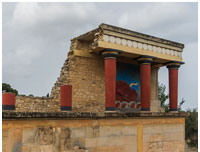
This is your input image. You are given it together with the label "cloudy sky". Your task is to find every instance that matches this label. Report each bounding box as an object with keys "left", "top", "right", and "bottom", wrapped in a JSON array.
[{"left": 2, "top": 2, "right": 198, "bottom": 110}]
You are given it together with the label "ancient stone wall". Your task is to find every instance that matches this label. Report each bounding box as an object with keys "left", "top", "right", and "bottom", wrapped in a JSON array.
[
  {"left": 2, "top": 117, "right": 185, "bottom": 152},
  {"left": 70, "top": 56, "right": 105, "bottom": 112},
  {"left": 15, "top": 96, "right": 59, "bottom": 112}
]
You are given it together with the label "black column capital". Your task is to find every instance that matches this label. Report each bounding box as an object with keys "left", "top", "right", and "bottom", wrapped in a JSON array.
[
  {"left": 100, "top": 48, "right": 123, "bottom": 59},
  {"left": 166, "top": 61, "right": 184, "bottom": 69},
  {"left": 137, "top": 55, "right": 155, "bottom": 64}
]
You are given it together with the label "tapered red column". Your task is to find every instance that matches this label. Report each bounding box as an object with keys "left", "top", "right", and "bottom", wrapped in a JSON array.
[
  {"left": 138, "top": 57, "right": 153, "bottom": 111},
  {"left": 105, "top": 58, "right": 116, "bottom": 111},
  {"left": 167, "top": 64, "right": 180, "bottom": 111},
  {"left": 60, "top": 85, "right": 72, "bottom": 111},
  {"left": 2, "top": 92, "right": 16, "bottom": 110},
  {"left": 102, "top": 49, "right": 121, "bottom": 111}
]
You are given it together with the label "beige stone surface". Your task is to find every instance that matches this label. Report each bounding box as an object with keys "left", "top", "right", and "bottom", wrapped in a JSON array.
[
  {"left": 143, "top": 123, "right": 185, "bottom": 152},
  {"left": 22, "top": 128, "right": 37, "bottom": 144},
  {"left": 2, "top": 118, "right": 185, "bottom": 152}
]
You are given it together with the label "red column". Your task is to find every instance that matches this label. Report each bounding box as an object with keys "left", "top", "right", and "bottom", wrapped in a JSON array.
[
  {"left": 60, "top": 85, "right": 72, "bottom": 111},
  {"left": 102, "top": 49, "right": 121, "bottom": 111},
  {"left": 105, "top": 58, "right": 116, "bottom": 111},
  {"left": 2, "top": 92, "right": 16, "bottom": 110},
  {"left": 168, "top": 65, "right": 179, "bottom": 111},
  {"left": 140, "top": 63, "right": 151, "bottom": 111}
]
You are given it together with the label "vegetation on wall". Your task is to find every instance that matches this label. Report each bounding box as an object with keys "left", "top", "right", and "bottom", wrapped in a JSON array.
[
  {"left": 2, "top": 83, "right": 18, "bottom": 95},
  {"left": 185, "top": 108, "right": 198, "bottom": 147},
  {"left": 158, "top": 83, "right": 198, "bottom": 148}
]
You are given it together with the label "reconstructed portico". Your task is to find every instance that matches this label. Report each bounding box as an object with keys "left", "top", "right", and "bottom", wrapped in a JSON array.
[{"left": 70, "top": 23, "right": 184, "bottom": 112}]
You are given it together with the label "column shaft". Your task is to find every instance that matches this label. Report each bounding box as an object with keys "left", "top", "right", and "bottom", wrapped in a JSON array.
[
  {"left": 169, "top": 68, "right": 178, "bottom": 111},
  {"left": 60, "top": 85, "right": 72, "bottom": 111},
  {"left": 105, "top": 58, "right": 116, "bottom": 111},
  {"left": 140, "top": 64, "right": 151, "bottom": 111},
  {"left": 2, "top": 93, "right": 16, "bottom": 110}
]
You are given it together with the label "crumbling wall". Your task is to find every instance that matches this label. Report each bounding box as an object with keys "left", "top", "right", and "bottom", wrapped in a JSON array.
[{"left": 50, "top": 39, "right": 105, "bottom": 112}]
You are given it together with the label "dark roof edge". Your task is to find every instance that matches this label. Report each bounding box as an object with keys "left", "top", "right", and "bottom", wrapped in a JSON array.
[
  {"left": 100, "top": 23, "right": 184, "bottom": 49},
  {"left": 2, "top": 112, "right": 189, "bottom": 120}
]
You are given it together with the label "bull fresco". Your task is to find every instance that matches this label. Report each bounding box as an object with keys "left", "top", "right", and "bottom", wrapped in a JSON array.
[{"left": 116, "top": 62, "right": 141, "bottom": 109}]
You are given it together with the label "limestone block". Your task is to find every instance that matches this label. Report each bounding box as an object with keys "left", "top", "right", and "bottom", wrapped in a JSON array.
[
  {"left": 97, "top": 136, "right": 136, "bottom": 147},
  {"left": 71, "top": 137, "right": 86, "bottom": 150},
  {"left": 143, "top": 124, "right": 184, "bottom": 134},
  {"left": 85, "top": 138, "right": 97, "bottom": 148},
  {"left": 37, "top": 128, "right": 53, "bottom": 145},
  {"left": 2, "top": 129, "right": 9, "bottom": 152},
  {"left": 99, "top": 125, "right": 137, "bottom": 137},
  {"left": 143, "top": 133, "right": 165, "bottom": 143},
  {"left": 124, "top": 144, "right": 137, "bottom": 152},
  {"left": 164, "top": 132, "right": 184, "bottom": 142},
  {"left": 71, "top": 127, "right": 85, "bottom": 138},
  {"left": 97, "top": 145, "right": 125, "bottom": 152},
  {"left": 143, "top": 141, "right": 163, "bottom": 152},
  {"left": 85, "top": 126, "right": 99, "bottom": 138},
  {"left": 22, "top": 145, "right": 38, "bottom": 152},
  {"left": 22, "top": 128, "right": 37, "bottom": 144},
  {"left": 60, "top": 128, "right": 72, "bottom": 151},
  {"left": 38, "top": 145, "right": 54, "bottom": 152},
  {"left": 163, "top": 141, "right": 184, "bottom": 152}
]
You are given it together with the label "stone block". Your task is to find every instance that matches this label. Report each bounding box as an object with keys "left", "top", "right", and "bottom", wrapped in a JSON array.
[
  {"left": 38, "top": 145, "right": 53, "bottom": 152},
  {"left": 71, "top": 137, "right": 86, "bottom": 150},
  {"left": 37, "top": 128, "right": 53, "bottom": 145},
  {"left": 143, "top": 133, "right": 165, "bottom": 143},
  {"left": 99, "top": 125, "right": 137, "bottom": 137},
  {"left": 85, "top": 138, "right": 97, "bottom": 148},
  {"left": 164, "top": 132, "right": 184, "bottom": 142},
  {"left": 71, "top": 127, "right": 85, "bottom": 138},
  {"left": 163, "top": 141, "right": 184, "bottom": 152},
  {"left": 22, "top": 145, "right": 38, "bottom": 152},
  {"left": 124, "top": 144, "right": 137, "bottom": 152},
  {"left": 97, "top": 135, "right": 136, "bottom": 147},
  {"left": 22, "top": 128, "right": 37, "bottom": 144},
  {"left": 143, "top": 124, "right": 184, "bottom": 134},
  {"left": 97, "top": 146, "right": 124, "bottom": 152},
  {"left": 2, "top": 129, "right": 8, "bottom": 138},
  {"left": 86, "top": 126, "right": 99, "bottom": 138},
  {"left": 61, "top": 128, "right": 71, "bottom": 139}
]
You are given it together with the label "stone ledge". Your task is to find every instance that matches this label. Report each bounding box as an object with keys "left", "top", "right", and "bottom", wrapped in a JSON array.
[{"left": 2, "top": 111, "right": 189, "bottom": 120}]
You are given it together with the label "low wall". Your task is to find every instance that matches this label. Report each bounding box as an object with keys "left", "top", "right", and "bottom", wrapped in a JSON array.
[
  {"left": 15, "top": 96, "right": 60, "bottom": 112},
  {"left": 2, "top": 112, "right": 185, "bottom": 152}
]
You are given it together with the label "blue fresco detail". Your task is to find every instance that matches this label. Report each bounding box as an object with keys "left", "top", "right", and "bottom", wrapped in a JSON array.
[{"left": 116, "top": 62, "right": 140, "bottom": 102}]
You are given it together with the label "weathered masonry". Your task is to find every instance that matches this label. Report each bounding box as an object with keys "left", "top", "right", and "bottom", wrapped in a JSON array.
[{"left": 3, "top": 24, "right": 187, "bottom": 152}]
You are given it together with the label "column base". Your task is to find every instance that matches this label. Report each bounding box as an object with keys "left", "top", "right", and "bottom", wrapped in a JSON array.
[
  {"left": 105, "top": 107, "right": 115, "bottom": 111},
  {"left": 170, "top": 108, "right": 178, "bottom": 111},
  {"left": 2, "top": 105, "right": 15, "bottom": 110},
  {"left": 141, "top": 107, "right": 150, "bottom": 111},
  {"left": 169, "top": 109, "right": 178, "bottom": 113},
  {"left": 60, "top": 106, "right": 72, "bottom": 111}
]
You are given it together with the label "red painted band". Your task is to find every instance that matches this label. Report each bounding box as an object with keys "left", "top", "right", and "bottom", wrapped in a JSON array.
[
  {"left": 169, "top": 69, "right": 178, "bottom": 110},
  {"left": 60, "top": 85, "right": 72, "bottom": 107},
  {"left": 2, "top": 93, "right": 16, "bottom": 105},
  {"left": 105, "top": 58, "right": 116, "bottom": 108},
  {"left": 140, "top": 64, "right": 151, "bottom": 110}
]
